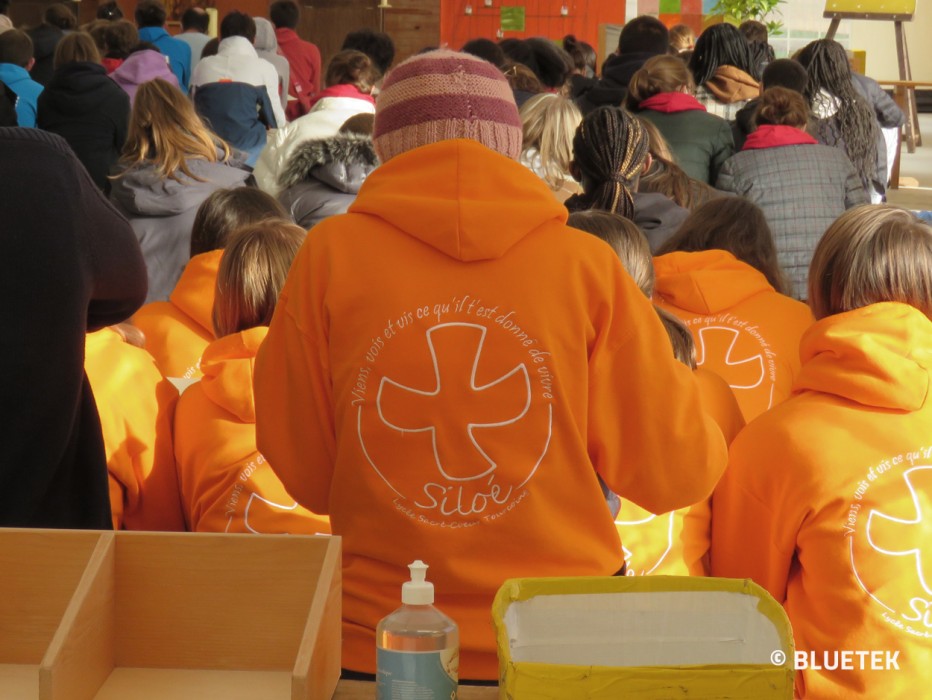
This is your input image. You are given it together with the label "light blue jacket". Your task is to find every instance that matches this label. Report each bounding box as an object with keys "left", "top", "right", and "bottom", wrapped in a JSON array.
[{"left": 0, "top": 63, "right": 43, "bottom": 127}]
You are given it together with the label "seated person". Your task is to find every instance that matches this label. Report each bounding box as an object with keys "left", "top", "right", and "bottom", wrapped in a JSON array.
[
  {"left": 278, "top": 113, "right": 378, "bottom": 229},
  {"left": 733, "top": 58, "right": 808, "bottom": 150},
  {"left": 85, "top": 325, "right": 184, "bottom": 531},
  {"left": 566, "top": 105, "right": 689, "bottom": 251},
  {"left": 716, "top": 88, "right": 868, "bottom": 299},
  {"left": 254, "top": 50, "right": 377, "bottom": 195},
  {"left": 133, "top": 186, "right": 287, "bottom": 385},
  {"left": 654, "top": 197, "right": 814, "bottom": 422},
  {"left": 569, "top": 209, "right": 744, "bottom": 577},
  {"left": 711, "top": 205, "right": 932, "bottom": 698},
  {"left": 689, "top": 23, "right": 760, "bottom": 120},
  {"left": 174, "top": 220, "right": 330, "bottom": 535},
  {"left": 253, "top": 49, "right": 727, "bottom": 681},
  {"left": 0, "top": 30, "right": 43, "bottom": 127}
]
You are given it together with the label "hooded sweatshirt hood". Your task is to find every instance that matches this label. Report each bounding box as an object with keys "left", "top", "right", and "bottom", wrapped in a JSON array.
[
  {"left": 111, "top": 50, "right": 179, "bottom": 103},
  {"left": 704, "top": 65, "right": 760, "bottom": 105},
  {"left": 743, "top": 124, "right": 818, "bottom": 151},
  {"left": 639, "top": 92, "right": 706, "bottom": 114},
  {"left": 279, "top": 133, "right": 379, "bottom": 191},
  {"left": 169, "top": 249, "right": 222, "bottom": 335},
  {"left": 794, "top": 302, "right": 932, "bottom": 412},
  {"left": 42, "top": 62, "right": 119, "bottom": 116},
  {"left": 200, "top": 326, "right": 267, "bottom": 423},
  {"left": 28, "top": 24, "right": 62, "bottom": 85},
  {"left": 653, "top": 250, "right": 774, "bottom": 315},
  {"left": 217, "top": 35, "right": 259, "bottom": 59},
  {"left": 253, "top": 17, "right": 278, "bottom": 53},
  {"left": 110, "top": 155, "right": 249, "bottom": 217},
  {"left": 348, "top": 138, "right": 565, "bottom": 262}
]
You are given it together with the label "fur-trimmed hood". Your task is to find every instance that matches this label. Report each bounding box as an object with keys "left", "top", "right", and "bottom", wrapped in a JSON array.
[{"left": 278, "top": 133, "right": 379, "bottom": 193}]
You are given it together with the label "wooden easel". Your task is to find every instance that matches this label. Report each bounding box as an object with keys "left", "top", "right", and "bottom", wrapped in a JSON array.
[{"left": 825, "top": 9, "right": 919, "bottom": 152}]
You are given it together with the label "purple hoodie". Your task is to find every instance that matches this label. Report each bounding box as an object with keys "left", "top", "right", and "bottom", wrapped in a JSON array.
[{"left": 111, "top": 50, "right": 180, "bottom": 104}]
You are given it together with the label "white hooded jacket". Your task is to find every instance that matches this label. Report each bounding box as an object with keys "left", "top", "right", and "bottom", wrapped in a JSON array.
[{"left": 190, "top": 35, "right": 286, "bottom": 128}]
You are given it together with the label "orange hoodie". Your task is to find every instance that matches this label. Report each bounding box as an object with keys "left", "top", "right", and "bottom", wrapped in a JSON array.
[
  {"left": 654, "top": 250, "right": 814, "bottom": 422},
  {"left": 254, "top": 139, "right": 728, "bottom": 679},
  {"left": 711, "top": 302, "right": 932, "bottom": 698},
  {"left": 616, "top": 368, "right": 744, "bottom": 577},
  {"left": 132, "top": 250, "right": 221, "bottom": 383},
  {"left": 84, "top": 328, "right": 185, "bottom": 531},
  {"left": 174, "top": 326, "right": 330, "bottom": 534}
]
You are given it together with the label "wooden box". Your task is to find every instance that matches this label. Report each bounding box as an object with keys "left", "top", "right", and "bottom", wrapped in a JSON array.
[
  {"left": 0, "top": 530, "right": 341, "bottom": 700},
  {"left": 0, "top": 530, "right": 105, "bottom": 700}
]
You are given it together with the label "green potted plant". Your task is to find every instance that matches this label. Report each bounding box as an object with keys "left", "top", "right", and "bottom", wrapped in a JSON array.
[{"left": 712, "top": 0, "right": 786, "bottom": 35}]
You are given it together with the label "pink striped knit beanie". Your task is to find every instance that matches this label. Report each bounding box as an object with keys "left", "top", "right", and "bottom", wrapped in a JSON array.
[{"left": 373, "top": 50, "right": 523, "bottom": 163}]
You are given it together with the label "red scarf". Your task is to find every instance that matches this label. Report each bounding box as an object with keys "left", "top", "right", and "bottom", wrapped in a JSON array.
[
  {"left": 306, "top": 84, "right": 376, "bottom": 112},
  {"left": 102, "top": 57, "right": 123, "bottom": 75},
  {"left": 639, "top": 92, "right": 706, "bottom": 114},
  {"left": 743, "top": 124, "right": 818, "bottom": 151}
]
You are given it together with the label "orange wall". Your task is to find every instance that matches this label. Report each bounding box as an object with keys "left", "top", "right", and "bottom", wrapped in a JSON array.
[{"left": 441, "top": 0, "right": 626, "bottom": 56}]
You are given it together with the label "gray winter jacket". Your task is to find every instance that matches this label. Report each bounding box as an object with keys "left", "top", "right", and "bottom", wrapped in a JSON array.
[
  {"left": 716, "top": 143, "right": 868, "bottom": 300},
  {"left": 278, "top": 134, "right": 379, "bottom": 229},
  {"left": 110, "top": 156, "right": 250, "bottom": 302}
]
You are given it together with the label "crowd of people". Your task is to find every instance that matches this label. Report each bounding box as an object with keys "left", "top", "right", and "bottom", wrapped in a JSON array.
[{"left": 1, "top": 1, "right": 930, "bottom": 695}]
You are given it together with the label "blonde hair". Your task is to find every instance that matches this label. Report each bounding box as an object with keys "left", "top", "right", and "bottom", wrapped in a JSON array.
[
  {"left": 567, "top": 210, "right": 654, "bottom": 296},
  {"left": 519, "top": 93, "right": 582, "bottom": 191},
  {"left": 809, "top": 205, "right": 932, "bottom": 320},
  {"left": 669, "top": 24, "right": 696, "bottom": 53},
  {"left": 627, "top": 54, "right": 694, "bottom": 109},
  {"left": 119, "top": 79, "right": 231, "bottom": 182},
  {"left": 213, "top": 219, "right": 306, "bottom": 337},
  {"left": 656, "top": 306, "right": 696, "bottom": 368},
  {"left": 53, "top": 31, "right": 101, "bottom": 69}
]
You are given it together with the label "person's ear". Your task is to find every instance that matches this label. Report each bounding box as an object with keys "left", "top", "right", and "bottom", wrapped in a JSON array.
[
  {"left": 26, "top": 57, "right": 35, "bottom": 72},
  {"left": 642, "top": 152, "right": 653, "bottom": 174}
]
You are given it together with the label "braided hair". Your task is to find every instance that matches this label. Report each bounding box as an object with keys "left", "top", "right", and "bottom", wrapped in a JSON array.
[
  {"left": 569, "top": 107, "right": 649, "bottom": 219},
  {"left": 796, "top": 39, "right": 878, "bottom": 186},
  {"left": 689, "top": 23, "right": 761, "bottom": 85}
]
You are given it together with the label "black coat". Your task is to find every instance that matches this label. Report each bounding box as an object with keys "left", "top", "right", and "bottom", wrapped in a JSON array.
[
  {"left": 36, "top": 61, "right": 130, "bottom": 193},
  {"left": 0, "top": 128, "right": 148, "bottom": 528},
  {"left": 574, "top": 52, "right": 658, "bottom": 115}
]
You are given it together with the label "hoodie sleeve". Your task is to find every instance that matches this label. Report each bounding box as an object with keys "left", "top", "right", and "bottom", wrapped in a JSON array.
[
  {"left": 261, "top": 59, "right": 287, "bottom": 129},
  {"left": 588, "top": 265, "right": 728, "bottom": 515},
  {"left": 255, "top": 239, "right": 335, "bottom": 514}
]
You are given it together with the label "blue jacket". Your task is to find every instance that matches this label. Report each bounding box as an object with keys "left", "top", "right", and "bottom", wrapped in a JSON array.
[
  {"left": 0, "top": 63, "right": 43, "bottom": 127},
  {"left": 137, "top": 27, "right": 191, "bottom": 94},
  {"left": 193, "top": 82, "right": 276, "bottom": 167}
]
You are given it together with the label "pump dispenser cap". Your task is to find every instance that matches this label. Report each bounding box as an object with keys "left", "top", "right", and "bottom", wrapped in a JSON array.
[{"left": 401, "top": 560, "right": 434, "bottom": 605}]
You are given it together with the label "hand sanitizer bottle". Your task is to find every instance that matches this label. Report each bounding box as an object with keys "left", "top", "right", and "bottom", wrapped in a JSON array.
[{"left": 376, "top": 560, "right": 459, "bottom": 699}]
